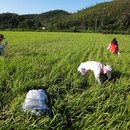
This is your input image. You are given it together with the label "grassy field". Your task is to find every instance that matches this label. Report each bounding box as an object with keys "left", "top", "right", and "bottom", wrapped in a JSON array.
[{"left": 0, "top": 31, "right": 130, "bottom": 130}]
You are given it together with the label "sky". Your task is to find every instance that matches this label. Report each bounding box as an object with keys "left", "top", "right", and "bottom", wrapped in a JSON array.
[{"left": 0, "top": 0, "right": 112, "bottom": 15}]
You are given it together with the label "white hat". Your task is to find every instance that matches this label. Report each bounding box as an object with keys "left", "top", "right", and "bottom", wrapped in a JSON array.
[{"left": 104, "top": 65, "right": 112, "bottom": 72}]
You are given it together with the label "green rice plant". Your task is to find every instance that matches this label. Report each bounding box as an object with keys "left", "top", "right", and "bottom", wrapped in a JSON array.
[{"left": 0, "top": 31, "right": 130, "bottom": 130}]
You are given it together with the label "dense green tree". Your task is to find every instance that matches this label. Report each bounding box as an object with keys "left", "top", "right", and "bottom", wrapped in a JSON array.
[
  {"left": 0, "top": 13, "right": 19, "bottom": 29},
  {"left": 18, "top": 19, "right": 34, "bottom": 29}
]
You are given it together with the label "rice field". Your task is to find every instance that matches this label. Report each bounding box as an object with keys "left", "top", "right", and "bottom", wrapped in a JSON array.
[{"left": 0, "top": 31, "right": 130, "bottom": 130}]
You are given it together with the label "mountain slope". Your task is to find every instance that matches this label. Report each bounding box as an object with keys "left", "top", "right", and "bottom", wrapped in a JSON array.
[{"left": 56, "top": 0, "right": 130, "bottom": 32}]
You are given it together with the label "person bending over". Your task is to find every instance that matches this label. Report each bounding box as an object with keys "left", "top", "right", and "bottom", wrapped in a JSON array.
[{"left": 77, "top": 61, "right": 112, "bottom": 85}]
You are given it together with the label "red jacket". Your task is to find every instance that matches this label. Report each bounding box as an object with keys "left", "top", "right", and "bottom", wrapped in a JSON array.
[{"left": 107, "top": 43, "right": 118, "bottom": 54}]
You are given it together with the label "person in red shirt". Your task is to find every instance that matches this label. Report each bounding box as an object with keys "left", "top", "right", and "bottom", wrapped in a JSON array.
[{"left": 107, "top": 38, "right": 120, "bottom": 54}]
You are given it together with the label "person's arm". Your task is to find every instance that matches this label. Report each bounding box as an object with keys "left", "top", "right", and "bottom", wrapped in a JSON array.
[
  {"left": 107, "top": 43, "right": 111, "bottom": 50},
  {"left": 94, "top": 71, "right": 101, "bottom": 85},
  {"left": 106, "top": 71, "right": 111, "bottom": 79}
]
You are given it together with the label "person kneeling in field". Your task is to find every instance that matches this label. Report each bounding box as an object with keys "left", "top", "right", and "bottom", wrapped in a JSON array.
[
  {"left": 77, "top": 61, "right": 112, "bottom": 85},
  {"left": 22, "top": 89, "right": 50, "bottom": 116},
  {"left": 107, "top": 38, "right": 120, "bottom": 55},
  {"left": 0, "top": 34, "right": 8, "bottom": 55}
]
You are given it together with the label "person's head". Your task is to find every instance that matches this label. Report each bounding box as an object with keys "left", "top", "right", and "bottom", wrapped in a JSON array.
[
  {"left": 103, "top": 65, "right": 112, "bottom": 74},
  {"left": 0, "top": 34, "right": 5, "bottom": 42},
  {"left": 111, "top": 38, "right": 118, "bottom": 45}
]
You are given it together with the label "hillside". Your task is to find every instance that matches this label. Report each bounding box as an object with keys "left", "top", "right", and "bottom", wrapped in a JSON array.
[
  {"left": 0, "top": 0, "right": 130, "bottom": 33},
  {"left": 0, "top": 10, "right": 71, "bottom": 31},
  {"left": 57, "top": 0, "right": 130, "bottom": 32}
]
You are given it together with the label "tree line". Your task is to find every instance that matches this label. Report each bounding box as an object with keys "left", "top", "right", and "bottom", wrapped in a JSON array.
[{"left": 0, "top": 0, "right": 130, "bottom": 34}]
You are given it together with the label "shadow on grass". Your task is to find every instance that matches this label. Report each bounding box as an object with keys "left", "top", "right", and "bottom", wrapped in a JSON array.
[
  {"left": 111, "top": 70, "right": 122, "bottom": 79},
  {"left": 100, "top": 70, "right": 122, "bottom": 84},
  {"left": 68, "top": 75, "right": 90, "bottom": 95},
  {"left": 78, "top": 76, "right": 89, "bottom": 89}
]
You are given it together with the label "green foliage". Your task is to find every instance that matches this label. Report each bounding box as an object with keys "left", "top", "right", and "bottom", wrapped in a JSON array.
[
  {"left": 18, "top": 19, "right": 35, "bottom": 29},
  {"left": 0, "top": 10, "right": 70, "bottom": 31},
  {"left": 0, "top": 13, "right": 20, "bottom": 29},
  {"left": 0, "top": 0, "right": 130, "bottom": 33},
  {"left": 0, "top": 31, "right": 130, "bottom": 130}
]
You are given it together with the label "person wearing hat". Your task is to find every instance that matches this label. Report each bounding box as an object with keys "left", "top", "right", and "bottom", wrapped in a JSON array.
[
  {"left": 0, "top": 34, "right": 8, "bottom": 55},
  {"left": 77, "top": 61, "right": 112, "bottom": 85}
]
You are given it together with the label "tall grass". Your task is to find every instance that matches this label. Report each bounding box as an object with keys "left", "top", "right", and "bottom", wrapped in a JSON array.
[{"left": 0, "top": 31, "right": 130, "bottom": 130}]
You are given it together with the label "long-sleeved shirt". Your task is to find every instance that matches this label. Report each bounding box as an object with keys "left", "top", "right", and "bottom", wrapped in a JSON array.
[{"left": 77, "top": 61, "right": 112, "bottom": 85}]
